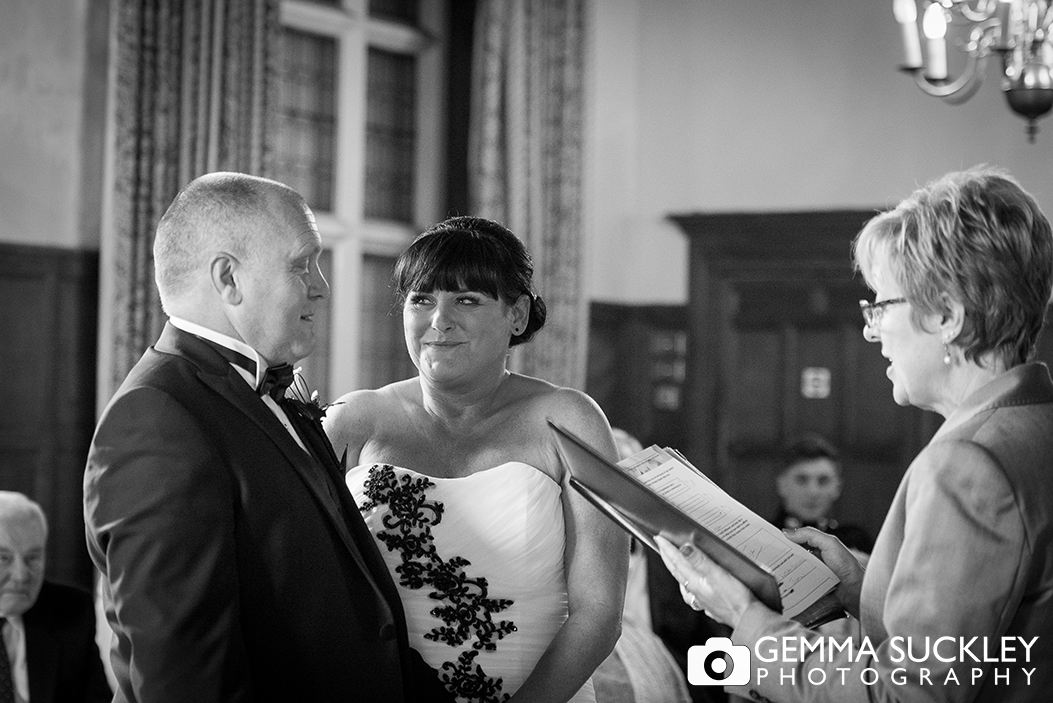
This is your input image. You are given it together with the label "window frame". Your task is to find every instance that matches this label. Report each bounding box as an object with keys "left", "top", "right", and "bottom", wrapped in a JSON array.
[{"left": 279, "top": 0, "right": 447, "bottom": 396}]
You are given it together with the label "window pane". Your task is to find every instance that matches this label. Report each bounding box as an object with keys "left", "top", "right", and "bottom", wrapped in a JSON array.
[
  {"left": 360, "top": 254, "right": 417, "bottom": 388},
  {"left": 365, "top": 48, "right": 416, "bottom": 222},
  {"left": 275, "top": 28, "right": 338, "bottom": 211},
  {"left": 369, "top": 0, "right": 419, "bottom": 25}
]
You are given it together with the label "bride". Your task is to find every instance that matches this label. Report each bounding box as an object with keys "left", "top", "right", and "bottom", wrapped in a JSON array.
[{"left": 325, "top": 216, "right": 628, "bottom": 703}]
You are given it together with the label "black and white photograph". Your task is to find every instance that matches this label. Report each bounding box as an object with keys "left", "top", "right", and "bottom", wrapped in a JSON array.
[{"left": 2, "top": 1, "right": 1053, "bottom": 702}]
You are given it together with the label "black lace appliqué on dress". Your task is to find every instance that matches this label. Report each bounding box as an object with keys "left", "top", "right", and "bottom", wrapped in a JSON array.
[{"left": 361, "top": 464, "right": 517, "bottom": 703}]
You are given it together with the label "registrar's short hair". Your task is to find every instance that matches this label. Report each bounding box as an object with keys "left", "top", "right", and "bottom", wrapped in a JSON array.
[
  {"left": 854, "top": 166, "right": 1053, "bottom": 368},
  {"left": 153, "top": 172, "right": 304, "bottom": 310}
]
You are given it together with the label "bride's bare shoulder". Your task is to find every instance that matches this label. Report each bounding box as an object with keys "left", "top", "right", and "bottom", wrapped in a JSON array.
[
  {"left": 510, "top": 374, "right": 605, "bottom": 418},
  {"left": 324, "top": 379, "right": 420, "bottom": 455},
  {"left": 502, "top": 374, "right": 618, "bottom": 479},
  {"left": 507, "top": 375, "right": 612, "bottom": 443}
]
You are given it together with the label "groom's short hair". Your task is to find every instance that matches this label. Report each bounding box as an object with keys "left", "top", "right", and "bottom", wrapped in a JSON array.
[{"left": 153, "top": 171, "right": 304, "bottom": 310}]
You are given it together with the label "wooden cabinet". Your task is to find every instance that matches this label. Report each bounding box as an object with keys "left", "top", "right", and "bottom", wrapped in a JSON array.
[
  {"left": 672, "top": 211, "right": 939, "bottom": 539},
  {"left": 586, "top": 303, "right": 689, "bottom": 452}
]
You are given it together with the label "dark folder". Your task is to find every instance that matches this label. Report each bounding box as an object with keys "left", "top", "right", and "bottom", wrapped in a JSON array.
[{"left": 549, "top": 420, "right": 783, "bottom": 613}]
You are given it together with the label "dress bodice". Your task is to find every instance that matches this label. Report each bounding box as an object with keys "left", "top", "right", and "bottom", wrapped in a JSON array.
[{"left": 346, "top": 462, "right": 595, "bottom": 703}]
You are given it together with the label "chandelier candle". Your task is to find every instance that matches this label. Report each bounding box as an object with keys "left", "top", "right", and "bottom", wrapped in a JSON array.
[
  {"left": 923, "top": 3, "right": 949, "bottom": 80},
  {"left": 995, "top": 0, "right": 1013, "bottom": 49},
  {"left": 892, "top": 0, "right": 1053, "bottom": 141},
  {"left": 895, "top": 0, "right": 924, "bottom": 67}
]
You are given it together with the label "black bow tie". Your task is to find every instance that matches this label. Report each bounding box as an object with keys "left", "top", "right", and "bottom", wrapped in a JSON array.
[
  {"left": 259, "top": 363, "right": 295, "bottom": 401},
  {"left": 202, "top": 338, "right": 294, "bottom": 401}
]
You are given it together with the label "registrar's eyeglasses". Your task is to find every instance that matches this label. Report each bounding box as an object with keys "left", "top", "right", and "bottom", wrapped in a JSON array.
[{"left": 858, "top": 298, "right": 907, "bottom": 327}]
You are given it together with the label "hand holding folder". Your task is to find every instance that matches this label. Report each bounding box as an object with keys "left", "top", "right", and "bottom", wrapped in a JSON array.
[{"left": 549, "top": 420, "right": 846, "bottom": 628}]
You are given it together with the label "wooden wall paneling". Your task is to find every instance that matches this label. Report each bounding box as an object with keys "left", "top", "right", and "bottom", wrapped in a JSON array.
[
  {"left": 0, "top": 244, "right": 98, "bottom": 588},
  {"left": 685, "top": 242, "right": 724, "bottom": 483},
  {"left": 585, "top": 305, "right": 618, "bottom": 414},
  {"left": 54, "top": 250, "right": 99, "bottom": 587},
  {"left": 1, "top": 249, "right": 60, "bottom": 503},
  {"left": 612, "top": 313, "right": 653, "bottom": 437},
  {"left": 587, "top": 303, "right": 637, "bottom": 434}
]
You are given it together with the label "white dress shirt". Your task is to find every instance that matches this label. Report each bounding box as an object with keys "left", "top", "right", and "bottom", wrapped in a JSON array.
[
  {"left": 1, "top": 616, "right": 29, "bottom": 702},
  {"left": 168, "top": 317, "right": 308, "bottom": 453}
]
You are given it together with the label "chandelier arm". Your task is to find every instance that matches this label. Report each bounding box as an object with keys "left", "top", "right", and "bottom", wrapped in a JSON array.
[
  {"left": 911, "top": 52, "right": 988, "bottom": 99},
  {"left": 896, "top": 0, "right": 1053, "bottom": 140},
  {"left": 942, "top": 70, "right": 988, "bottom": 103},
  {"left": 954, "top": 0, "right": 999, "bottom": 24}
]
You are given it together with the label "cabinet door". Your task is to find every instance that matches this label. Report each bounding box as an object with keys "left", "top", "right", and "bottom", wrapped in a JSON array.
[{"left": 673, "top": 210, "right": 940, "bottom": 542}]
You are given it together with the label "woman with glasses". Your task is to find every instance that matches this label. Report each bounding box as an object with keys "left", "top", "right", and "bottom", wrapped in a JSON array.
[{"left": 656, "top": 167, "right": 1053, "bottom": 702}]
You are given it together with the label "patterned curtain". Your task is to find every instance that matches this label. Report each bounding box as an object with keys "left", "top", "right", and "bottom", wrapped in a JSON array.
[
  {"left": 102, "top": 0, "right": 279, "bottom": 398},
  {"left": 468, "top": 0, "right": 588, "bottom": 390}
]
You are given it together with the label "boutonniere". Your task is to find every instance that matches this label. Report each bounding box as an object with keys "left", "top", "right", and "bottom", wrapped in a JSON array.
[{"left": 284, "top": 367, "right": 337, "bottom": 424}]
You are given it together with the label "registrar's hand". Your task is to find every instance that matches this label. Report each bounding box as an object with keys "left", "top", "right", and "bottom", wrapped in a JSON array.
[
  {"left": 785, "top": 527, "right": 864, "bottom": 619},
  {"left": 655, "top": 535, "right": 757, "bottom": 629}
]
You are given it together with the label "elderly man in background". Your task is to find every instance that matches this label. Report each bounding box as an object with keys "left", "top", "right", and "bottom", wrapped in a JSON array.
[{"left": 0, "top": 491, "right": 110, "bottom": 703}]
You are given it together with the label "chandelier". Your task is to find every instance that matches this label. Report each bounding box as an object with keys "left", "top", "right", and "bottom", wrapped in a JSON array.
[{"left": 894, "top": 0, "right": 1053, "bottom": 141}]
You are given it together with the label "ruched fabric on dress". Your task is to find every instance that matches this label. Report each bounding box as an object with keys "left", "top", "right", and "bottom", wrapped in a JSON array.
[{"left": 347, "top": 462, "right": 595, "bottom": 703}]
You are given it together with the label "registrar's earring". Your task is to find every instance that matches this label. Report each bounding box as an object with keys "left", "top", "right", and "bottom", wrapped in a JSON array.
[{"left": 943, "top": 336, "right": 952, "bottom": 365}]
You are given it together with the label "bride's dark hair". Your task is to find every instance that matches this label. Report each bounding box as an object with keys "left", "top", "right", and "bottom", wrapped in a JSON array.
[{"left": 393, "top": 216, "right": 547, "bottom": 346}]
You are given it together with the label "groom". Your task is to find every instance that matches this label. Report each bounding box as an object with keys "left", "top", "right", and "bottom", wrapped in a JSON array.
[{"left": 85, "top": 172, "right": 451, "bottom": 702}]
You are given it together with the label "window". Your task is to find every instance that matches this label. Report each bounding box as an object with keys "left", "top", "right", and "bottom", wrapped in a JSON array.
[
  {"left": 275, "top": 29, "right": 337, "bottom": 211},
  {"left": 277, "top": 0, "right": 446, "bottom": 400},
  {"left": 365, "top": 48, "right": 417, "bottom": 222},
  {"left": 368, "top": 0, "right": 419, "bottom": 26}
]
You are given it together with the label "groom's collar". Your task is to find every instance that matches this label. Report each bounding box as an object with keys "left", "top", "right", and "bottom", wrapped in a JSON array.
[{"left": 169, "top": 316, "right": 267, "bottom": 391}]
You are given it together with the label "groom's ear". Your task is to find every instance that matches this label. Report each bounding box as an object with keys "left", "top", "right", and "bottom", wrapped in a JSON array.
[{"left": 211, "top": 253, "right": 243, "bottom": 305}]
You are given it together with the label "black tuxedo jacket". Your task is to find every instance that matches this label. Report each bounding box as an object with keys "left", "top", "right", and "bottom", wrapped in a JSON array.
[
  {"left": 22, "top": 581, "right": 111, "bottom": 703},
  {"left": 85, "top": 323, "right": 449, "bottom": 703}
]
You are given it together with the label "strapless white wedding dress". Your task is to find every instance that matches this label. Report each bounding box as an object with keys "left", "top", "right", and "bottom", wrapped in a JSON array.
[{"left": 346, "top": 462, "right": 596, "bottom": 703}]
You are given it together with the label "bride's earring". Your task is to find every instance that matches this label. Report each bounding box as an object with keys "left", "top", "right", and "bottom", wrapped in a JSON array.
[{"left": 943, "top": 336, "right": 953, "bottom": 365}]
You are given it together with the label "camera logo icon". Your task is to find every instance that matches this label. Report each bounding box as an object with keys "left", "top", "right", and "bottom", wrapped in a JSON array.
[{"left": 688, "top": 637, "right": 751, "bottom": 686}]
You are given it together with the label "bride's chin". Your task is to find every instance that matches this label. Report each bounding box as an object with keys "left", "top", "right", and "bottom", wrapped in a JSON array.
[{"left": 419, "top": 363, "right": 461, "bottom": 382}]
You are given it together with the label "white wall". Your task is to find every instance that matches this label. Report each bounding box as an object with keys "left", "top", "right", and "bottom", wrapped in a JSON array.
[
  {"left": 6, "top": 0, "right": 1051, "bottom": 291},
  {"left": 0, "top": 0, "right": 103, "bottom": 250},
  {"left": 585, "top": 0, "right": 1053, "bottom": 305}
]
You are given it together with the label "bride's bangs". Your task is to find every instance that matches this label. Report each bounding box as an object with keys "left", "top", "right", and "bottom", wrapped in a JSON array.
[{"left": 395, "top": 230, "right": 505, "bottom": 301}]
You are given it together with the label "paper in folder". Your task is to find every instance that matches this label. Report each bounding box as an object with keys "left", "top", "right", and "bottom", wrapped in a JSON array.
[{"left": 548, "top": 420, "right": 845, "bottom": 628}]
